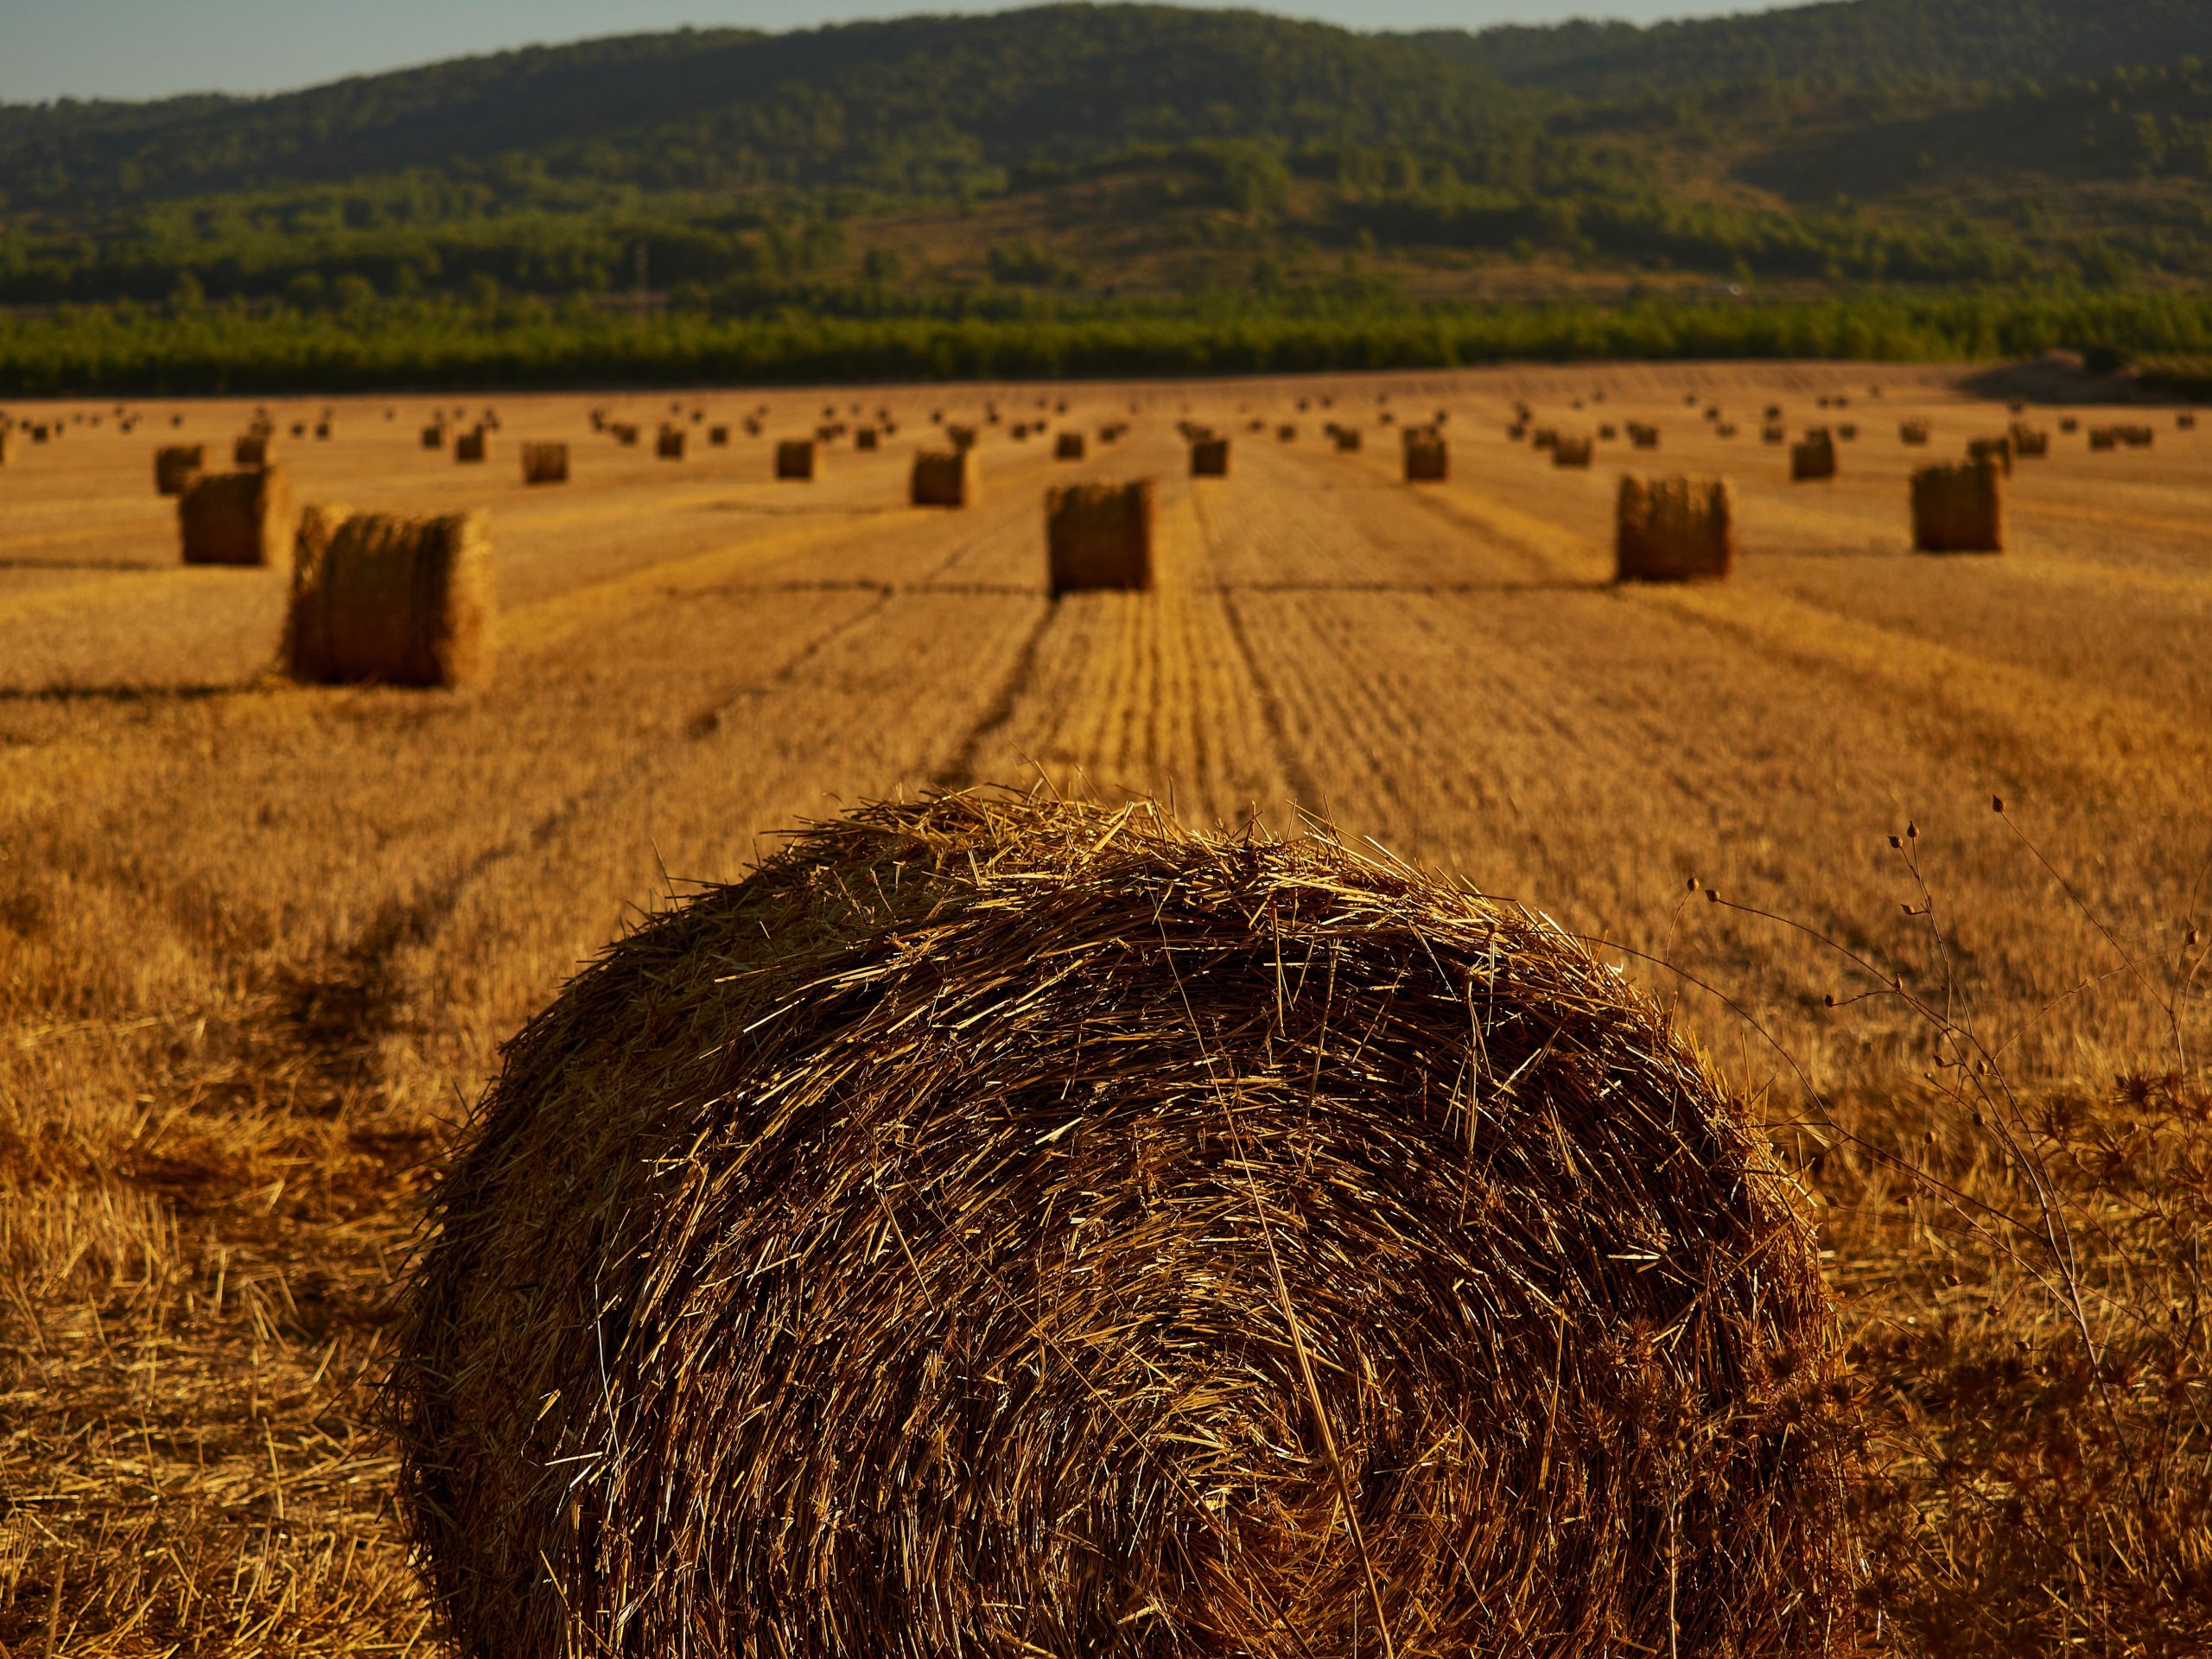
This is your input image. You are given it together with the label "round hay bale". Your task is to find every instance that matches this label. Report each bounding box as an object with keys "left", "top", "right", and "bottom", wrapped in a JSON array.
[
  {"left": 179, "top": 466, "right": 295, "bottom": 568},
  {"left": 395, "top": 794, "right": 1851, "bottom": 1659},
  {"left": 284, "top": 505, "right": 493, "bottom": 687},
  {"left": 910, "top": 448, "right": 977, "bottom": 508}
]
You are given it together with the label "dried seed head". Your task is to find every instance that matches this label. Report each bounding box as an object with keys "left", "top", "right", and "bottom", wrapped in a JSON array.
[
  {"left": 1991, "top": 794, "right": 2005, "bottom": 813},
  {"left": 1686, "top": 875, "right": 1700, "bottom": 893},
  {"left": 1888, "top": 836, "right": 1903, "bottom": 850},
  {"left": 1906, "top": 821, "right": 1917, "bottom": 840}
]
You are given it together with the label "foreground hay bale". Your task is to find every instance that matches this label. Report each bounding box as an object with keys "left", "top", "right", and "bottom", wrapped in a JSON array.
[
  {"left": 1047, "top": 480, "right": 1155, "bottom": 594},
  {"left": 775, "top": 440, "right": 817, "bottom": 480},
  {"left": 1790, "top": 431, "right": 1838, "bottom": 481},
  {"left": 1403, "top": 432, "right": 1448, "bottom": 481},
  {"left": 394, "top": 792, "right": 1851, "bottom": 1659},
  {"left": 1189, "top": 436, "right": 1230, "bottom": 477},
  {"left": 178, "top": 466, "right": 296, "bottom": 568},
  {"left": 285, "top": 506, "right": 493, "bottom": 686},
  {"left": 910, "top": 448, "right": 978, "bottom": 508},
  {"left": 521, "top": 442, "right": 569, "bottom": 486},
  {"left": 1912, "top": 460, "right": 2005, "bottom": 554},
  {"left": 155, "top": 444, "right": 206, "bottom": 496},
  {"left": 1616, "top": 476, "right": 1736, "bottom": 581}
]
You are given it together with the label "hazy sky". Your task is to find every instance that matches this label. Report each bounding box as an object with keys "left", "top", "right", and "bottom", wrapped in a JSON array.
[{"left": 2, "top": 0, "right": 1783, "bottom": 103}]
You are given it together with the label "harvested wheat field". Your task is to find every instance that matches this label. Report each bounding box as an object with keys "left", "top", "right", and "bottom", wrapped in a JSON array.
[{"left": 2, "top": 363, "right": 2208, "bottom": 1657}]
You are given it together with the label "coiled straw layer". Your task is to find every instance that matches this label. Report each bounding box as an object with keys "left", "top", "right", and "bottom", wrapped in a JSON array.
[{"left": 396, "top": 791, "right": 1850, "bottom": 1659}]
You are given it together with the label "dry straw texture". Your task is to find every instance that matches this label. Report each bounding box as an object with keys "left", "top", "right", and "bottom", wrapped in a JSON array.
[
  {"left": 520, "top": 442, "right": 569, "bottom": 486},
  {"left": 1191, "top": 435, "right": 1231, "bottom": 476},
  {"left": 394, "top": 793, "right": 1852, "bottom": 1659},
  {"left": 776, "top": 439, "right": 817, "bottom": 480},
  {"left": 1790, "top": 431, "right": 1838, "bottom": 481},
  {"left": 283, "top": 505, "right": 494, "bottom": 687},
  {"left": 1047, "top": 480, "right": 1156, "bottom": 594},
  {"left": 910, "top": 448, "right": 978, "bottom": 508},
  {"left": 1616, "top": 475, "right": 1737, "bottom": 582},
  {"left": 1912, "top": 460, "right": 2005, "bottom": 554},
  {"left": 177, "top": 465, "right": 296, "bottom": 568},
  {"left": 154, "top": 443, "right": 206, "bottom": 496},
  {"left": 1403, "top": 433, "right": 1448, "bottom": 481}
]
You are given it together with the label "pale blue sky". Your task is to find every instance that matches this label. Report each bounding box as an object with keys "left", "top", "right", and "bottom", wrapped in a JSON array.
[{"left": 1, "top": 0, "right": 1783, "bottom": 103}]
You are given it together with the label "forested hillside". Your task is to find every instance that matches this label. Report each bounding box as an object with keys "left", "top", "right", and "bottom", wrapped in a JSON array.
[{"left": 2, "top": 0, "right": 2208, "bottom": 390}]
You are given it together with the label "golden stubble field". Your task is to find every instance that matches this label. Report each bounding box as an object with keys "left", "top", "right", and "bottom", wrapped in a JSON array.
[{"left": 3, "top": 364, "right": 2207, "bottom": 1655}]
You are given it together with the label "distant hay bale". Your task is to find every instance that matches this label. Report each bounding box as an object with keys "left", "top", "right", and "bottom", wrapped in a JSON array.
[
  {"left": 1047, "top": 480, "right": 1155, "bottom": 595},
  {"left": 709, "top": 426, "right": 730, "bottom": 447},
  {"left": 2179, "top": 412, "right": 2198, "bottom": 431},
  {"left": 422, "top": 423, "right": 448, "bottom": 450},
  {"left": 1055, "top": 432, "right": 1087, "bottom": 461},
  {"left": 657, "top": 428, "right": 687, "bottom": 461},
  {"left": 1836, "top": 423, "right": 1858, "bottom": 442},
  {"left": 1403, "top": 433, "right": 1447, "bottom": 482},
  {"left": 2008, "top": 424, "right": 2049, "bottom": 460},
  {"left": 613, "top": 424, "right": 641, "bottom": 448},
  {"left": 155, "top": 444, "right": 206, "bottom": 496},
  {"left": 1599, "top": 423, "right": 1618, "bottom": 441},
  {"left": 911, "top": 448, "right": 978, "bottom": 508},
  {"left": 285, "top": 506, "right": 493, "bottom": 687},
  {"left": 1966, "top": 435, "right": 2013, "bottom": 477},
  {"left": 1277, "top": 423, "right": 1297, "bottom": 442},
  {"left": 1790, "top": 431, "right": 1838, "bottom": 481},
  {"left": 2060, "top": 416, "right": 2080, "bottom": 435},
  {"left": 521, "top": 443, "right": 569, "bottom": 486},
  {"left": 1899, "top": 421, "right": 1931, "bottom": 446},
  {"left": 1333, "top": 428, "right": 1363, "bottom": 454},
  {"left": 856, "top": 428, "right": 880, "bottom": 452},
  {"left": 2089, "top": 429, "right": 2119, "bottom": 453},
  {"left": 315, "top": 422, "right": 332, "bottom": 441},
  {"left": 455, "top": 429, "right": 488, "bottom": 464},
  {"left": 1762, "top": 423, "right": 1786, "bottom": 445},
  {"left": 233, "top": 434, "right": 272, "bottom": 467},
  {"left": 1628, "top": 422, "right": 1661, "bottom": 449},
  {"left": 289, "top": 423, "right": 308, "bottom": 439},
  {"left": 2120, "top": 424, "right": 2156, "bottom": 449},
  {"left": 1913, "top": 460, "right": 2005, "bottom": 555},
  {"left": 775, "top": 440, "right": 817, "bottom": 481},
  {"left": 178, "top": 466, "right": 296, "bottom": 569},
  {"left": 1190, "top": 437, "right": 1230, "bottom": 477},
  {"left": 1552, "top": 436, "right": 1594, "bottom": 468},
  {"left": 947, "top": 424, "right": 979, "bottom": 453},
  {"left": 1616, "top": 476, "right": 1736, "bottom": 582},
  {"left": 393, "top": 791, "right": 1853, "bottom": 1659}
]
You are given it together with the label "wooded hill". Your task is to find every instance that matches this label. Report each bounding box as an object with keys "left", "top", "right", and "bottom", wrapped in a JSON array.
[{"left": 2, "top": 0, "right": 2209, "bottom": 315}]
